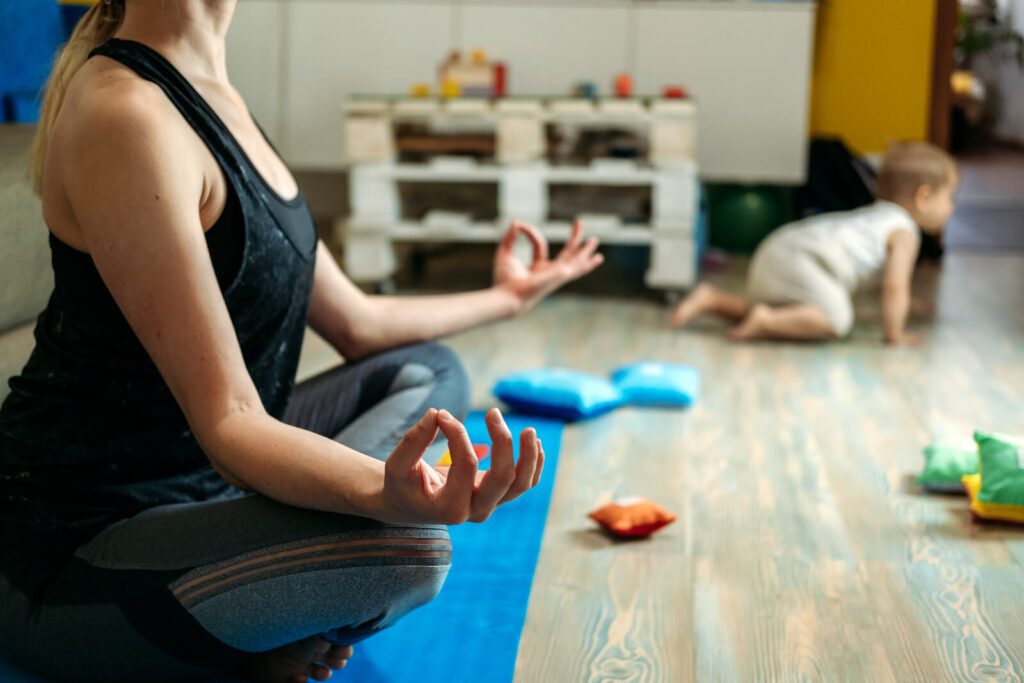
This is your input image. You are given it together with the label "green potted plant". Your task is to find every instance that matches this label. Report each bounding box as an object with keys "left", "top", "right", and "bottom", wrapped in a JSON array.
[
  {"left": 956, "top": 0, "right": 1023, "bottom": 69},
  {"left": 951, "top": 0, "right": 1023, "bottom": 149}
]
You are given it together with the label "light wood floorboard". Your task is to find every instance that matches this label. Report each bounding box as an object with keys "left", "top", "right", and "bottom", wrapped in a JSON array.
[{"left": 435, "top": 252, "right": 1024, "bottom": 683}]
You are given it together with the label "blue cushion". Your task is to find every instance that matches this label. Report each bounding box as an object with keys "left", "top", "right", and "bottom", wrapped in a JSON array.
[
  {"left": 493, "top": 368, "right": 624, "bottom": 421},
  {"left": 611, "top": 362, "right": 700, "bottom": 407},
  {"left": 60, "top": 6, "right": 92, "bottom": 36},
  {"left": 0, "top": 0, "right": 64, "bottom": 123},
  {"left": 4, "top": 89, "right": 41, "bottom": 123}
]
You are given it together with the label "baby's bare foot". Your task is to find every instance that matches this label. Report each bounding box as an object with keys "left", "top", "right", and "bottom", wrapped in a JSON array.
[
  {"left": 728, "top": 304, "right": 770, "bottom": 341},
  {"left": 244, "top": 636, "right": 354, "bottom": 683},
  {"left": 669, "top": 282, "right": 715, "bottom": 328}
]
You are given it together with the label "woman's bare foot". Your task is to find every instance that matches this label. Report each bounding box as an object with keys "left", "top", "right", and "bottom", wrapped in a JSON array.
[
  {"left": 244, "top": 636, "right": 354, "bottom": 683},
  {"left": 728, "top": 304, "right": 770, "bottom": 341},
  {"left": 669, "top": 283, "right": 717, "bottom": 328}
]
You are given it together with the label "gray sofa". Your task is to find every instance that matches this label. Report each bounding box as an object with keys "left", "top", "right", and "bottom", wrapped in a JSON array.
[
  {"left": 0, "top": 125, "right": 53, "bottom": 402},
  {"left": 0, "top": 121, "right": 53, "bottom": 683}
]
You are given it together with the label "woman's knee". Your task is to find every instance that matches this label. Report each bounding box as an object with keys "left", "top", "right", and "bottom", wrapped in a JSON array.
[
  {"left": 325, "top": 522, "right": 452, "bottom": 640},
  {"left": 381, "top": 539, "right": 451, "bottom": 620},
  {"left": 317, "top": 562, "right": 451, "bottom": 648},
  {"left": 397, "top": 342, "right": 470, "bottom": 419},
  {"left": 179, "top": 523, "right": 452, "bottom": 652},
  {"left": 317, "top": 524, "right": 453, "bottom": 646}
]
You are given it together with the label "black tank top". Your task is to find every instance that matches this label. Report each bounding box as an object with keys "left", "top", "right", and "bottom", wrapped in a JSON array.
[{"left": 0, "top": 39, "right": 318, "bottom": 582}]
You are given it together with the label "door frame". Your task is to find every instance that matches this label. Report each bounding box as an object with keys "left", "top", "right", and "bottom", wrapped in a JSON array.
[{"left": 929, "top": 0, "right": 959, "bottom": 149}]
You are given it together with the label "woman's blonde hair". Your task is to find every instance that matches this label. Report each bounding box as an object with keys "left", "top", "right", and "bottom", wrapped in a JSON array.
[{"left": 30, "top": 0, "right": 126, "bottom": 196}]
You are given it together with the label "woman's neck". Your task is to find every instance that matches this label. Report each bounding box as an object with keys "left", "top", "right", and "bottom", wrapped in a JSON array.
[{"left": 115, "top": 0, "right": 236, "bottom": 83}]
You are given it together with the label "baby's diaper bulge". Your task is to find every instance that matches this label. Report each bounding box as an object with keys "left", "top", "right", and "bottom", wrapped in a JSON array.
[{"left": 746, "top": 231, "right": 854, "bottom": 336}]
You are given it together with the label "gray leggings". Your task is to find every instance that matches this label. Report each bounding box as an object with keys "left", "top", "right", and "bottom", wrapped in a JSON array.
[{"left": 0, "top": 342, "right": 470, "bottom": 683}]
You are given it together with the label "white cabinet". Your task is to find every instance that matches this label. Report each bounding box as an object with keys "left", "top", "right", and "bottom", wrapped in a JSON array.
[
  {"left": 227, "top": 0, "right": 816, "bottom": 181},
  {"left": 226, "top": 1, "right": 283, "bottom": 144},
  {"left": 459, "top": 5, "right": 630, "bottom": 96},
  {"left": 284, "top": 2, "right": 453, "bottom": 167},
  {"left": 635, "top": 4, "right": 815, "bottom": 183}
]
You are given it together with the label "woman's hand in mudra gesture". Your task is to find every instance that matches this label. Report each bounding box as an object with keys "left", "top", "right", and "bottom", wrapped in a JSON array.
[
  {"left": 493, "top": 219, "right": 604, "bottom": 314},
  {"left": 382, "top": 407, "right": 544, "bottom": 524}
]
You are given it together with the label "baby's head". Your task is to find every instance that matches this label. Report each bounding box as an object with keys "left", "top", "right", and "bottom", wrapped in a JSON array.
[{"left": 876, "top": 141, "right": 958, "bottom": 235}]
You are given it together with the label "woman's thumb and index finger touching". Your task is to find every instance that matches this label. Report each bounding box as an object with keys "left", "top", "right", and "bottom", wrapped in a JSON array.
[{"left": 387, "top": 407, "right": 539, "bottom": 524}]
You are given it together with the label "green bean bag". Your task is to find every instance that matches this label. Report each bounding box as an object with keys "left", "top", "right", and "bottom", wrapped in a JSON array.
[
  {"left": 917, "top": 440, "right": 978, "bottom": 493},
  {"left": 974, "top": 431, "right": 1024, "bottom": 507}
]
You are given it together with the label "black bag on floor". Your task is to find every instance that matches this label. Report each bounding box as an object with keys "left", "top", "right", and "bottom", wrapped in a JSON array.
[{"left": 796, "top": 137, "right": 876, "bottom": 216}]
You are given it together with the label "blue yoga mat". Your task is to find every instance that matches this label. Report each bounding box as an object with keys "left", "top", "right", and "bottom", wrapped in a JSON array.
[
  {"left": 342, "top": 411, "right": 563, "bottom": 683},
  {"left": 0, "top": 412, "right": 562, "bottom": 683}
]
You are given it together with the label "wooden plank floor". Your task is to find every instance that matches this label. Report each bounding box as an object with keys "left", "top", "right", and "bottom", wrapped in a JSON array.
[{"left": 430, "top": 251, "right": 1024, "bottom": 682}]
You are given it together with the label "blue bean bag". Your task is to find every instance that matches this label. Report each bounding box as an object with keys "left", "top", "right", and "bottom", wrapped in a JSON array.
[
  {"left": 611, "top": 362, "right": 700, "bottom": 407},
  {"left": 493, "top": 368, "right": 624, "bottom": 421}
]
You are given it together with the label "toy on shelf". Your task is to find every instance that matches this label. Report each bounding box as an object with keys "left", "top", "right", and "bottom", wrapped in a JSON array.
[
  {"left": 614, "top": 73, "right": 633, "bottom": 98},
  {"left": 438, "top": 50, "right": 506, "bottom": 98},
  {"left": 493, "top": 62, "right": 508, "bottom": 98},
  {"left": 572, "top": 81, "right": 599, "bottom": 99},
  {"left": 662, "top": 85, "right": 688, "bottom": 99},
  {"left": 590, "top": 497, "right": 677, "bottom": 538},
  {"left": 409, "top": 83, "right": 431, "bottom": 98},
  {"left": 440, "top": 78, "right": 461, "bottom": 99}
]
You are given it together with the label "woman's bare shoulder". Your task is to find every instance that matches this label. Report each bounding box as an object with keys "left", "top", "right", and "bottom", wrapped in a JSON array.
[
  {"left": 50, "top": 57, "right": 206, "bottom": 205},
  {"left": 59, "top": 57, "right": 180, "bottom": 144},
  {"left": 43, "top": 58, "right": 197, "bottom": 248}
]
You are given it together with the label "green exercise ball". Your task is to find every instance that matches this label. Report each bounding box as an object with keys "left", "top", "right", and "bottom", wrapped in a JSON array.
[{"left": 707, "top": 184, "right": 794, "bottom": 254}]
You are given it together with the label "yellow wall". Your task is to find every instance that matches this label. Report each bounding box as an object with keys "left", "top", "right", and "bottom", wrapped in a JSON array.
[{"left": 810, "top": 0, "right": 937, "bottom": 155}]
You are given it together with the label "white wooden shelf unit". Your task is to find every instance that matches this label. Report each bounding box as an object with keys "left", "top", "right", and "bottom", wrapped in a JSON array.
[{"left": 339, "top": 96, "right": 702, "bottom": 291}]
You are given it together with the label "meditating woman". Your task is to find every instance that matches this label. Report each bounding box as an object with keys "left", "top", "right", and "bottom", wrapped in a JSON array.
[{"left": 0, "top": 1, "right": 602, "bottom": 681}]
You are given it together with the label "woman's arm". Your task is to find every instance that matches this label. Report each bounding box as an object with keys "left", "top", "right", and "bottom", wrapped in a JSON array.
[
  {"left": 306, "top": 242, "right": 521, "bottom": 360},
  {"left": 309, "top": 221, "right": 603, "bottom": 359},
  {"left": 881, "top": 229, "right": 921, "bottom": 346},
  {"left": 61, "top": 82, "right": 539, "bottom": 524}
]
